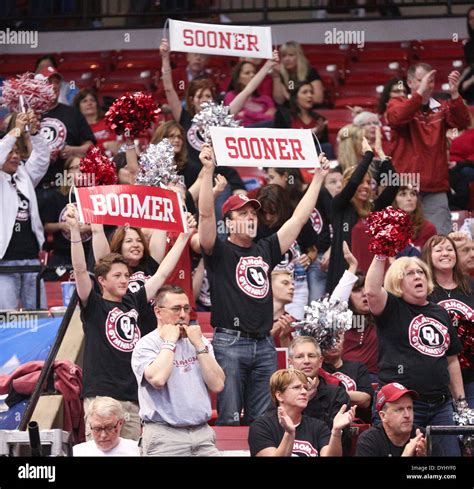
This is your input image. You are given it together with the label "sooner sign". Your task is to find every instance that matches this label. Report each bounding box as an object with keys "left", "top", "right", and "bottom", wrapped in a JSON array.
[
  {"left": 169, "top": 19, "right": 272, "bottom": 59},
  {"left": 210, "top": 127, "right": 319, "bottom": 168},
  {"left": 75, "top": 185, "right": 187, "bottom": 232}
]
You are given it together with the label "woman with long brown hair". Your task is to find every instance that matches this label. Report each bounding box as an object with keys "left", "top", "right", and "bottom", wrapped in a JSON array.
[
  {"left": 392, "top": 186, "right": 436, "bottom": 253},
  {"left": 422, "top": 234, "right": 474, "bottom": 407},
  {"left": 326, "top": 137, "right": 398, "bottom": 293}
]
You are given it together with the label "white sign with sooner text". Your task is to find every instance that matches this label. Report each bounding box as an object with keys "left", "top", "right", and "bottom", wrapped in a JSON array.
[
  {"left": 169, "top": 19, "right": 272, "bottom": 59},
  {"left": 210, "top": 127, "right": 320, "bottom": 168}
]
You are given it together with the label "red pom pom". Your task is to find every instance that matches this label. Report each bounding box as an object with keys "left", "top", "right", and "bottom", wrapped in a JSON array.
[
  {"left": 79, "top": 146, "right": 117, "bottom": 187},
  {"left": 105, "top": 92, "right": 160, "bottom": 138},
  {"left": 366, "top": 206, "right": 413, "bottom": 257},
  {"left": 0, "top": 72, "right": 56, "bottom": 113}
]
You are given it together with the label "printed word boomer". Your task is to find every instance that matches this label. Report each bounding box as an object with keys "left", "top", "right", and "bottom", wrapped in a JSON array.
[{"left": 90, "top": 194, "right": 176, "bottom": 222}]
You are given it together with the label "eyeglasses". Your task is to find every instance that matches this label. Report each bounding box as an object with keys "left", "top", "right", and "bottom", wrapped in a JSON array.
[
  {"left": 90, "top": 421, "right": 120, "bottom": 434},
  {"left": 404, "top": 269, "right": 426, "bottom": 278},
  {"left": 159, "top": 305, "right": 191, "bottom": 314}
]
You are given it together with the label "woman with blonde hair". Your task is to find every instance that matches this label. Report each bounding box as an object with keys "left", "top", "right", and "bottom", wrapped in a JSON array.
[
  {"left": 248, "top": 368, "right": 355, "bottom": 456},
  {"left": 275, "top": 41, "right": 324, "bottom": 106},
  {"left": 365, "top": 252, "right": 466, "bottom": 456},
  {"left": 326, "top": 138, "right": 398, "bottom": 293},
  {"left": 336, "top": 124, "right": 364, "bottom": 172}
]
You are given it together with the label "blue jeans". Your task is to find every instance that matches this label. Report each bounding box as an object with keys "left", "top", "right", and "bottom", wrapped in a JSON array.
[
  {"left": 464, "top": 380, "right": 474, "bottom": 408},
  {"left": 412, "top": 399, "right": 461, "bottom": 457},
  {"left": 0, "top": 259, "right": 46, "bottom": 310},
  {"left": 306, "top": 253, "right": 327, "bottom": 303},
  {"left": 212, "top": 331, "right": 277, "bottom": 426}
]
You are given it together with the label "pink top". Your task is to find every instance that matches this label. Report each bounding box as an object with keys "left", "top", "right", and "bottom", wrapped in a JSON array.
[{"left": 224, "top": 91, "right": 275, "bottom": 127}]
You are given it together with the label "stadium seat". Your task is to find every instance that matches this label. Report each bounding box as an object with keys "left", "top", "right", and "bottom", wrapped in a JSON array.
[
  {"left": 98, "top": 81, "right": 149, "bottom": 98},
  {"left": 45, "top": 282, "right": 64, "bottom": 309},
  {"left": 334, "top": 95, "right": 378, "bottom": 111},
  {"left": 196, "top": 311, "right": 213, "bottom": 338},
  {"left": 352, "top": 47, "right": 410, "bottom": 63},
  {"left": 115, "top": 59, "right": 161, "bottom": 71},
  {"left": 100, "top": 69, "right": 154, "bottom": 90},
  {"left": 59, "top": 60, "right": 104, "bottom": 72},
  {"left": 212, "top": 426, "right": 250, "bottom": 451},
  {"left": 349, "top": 423, "right": 371, "bottom": 456},
  {"left": 0, "top": 62, "right": 37, "bottom": 76}
]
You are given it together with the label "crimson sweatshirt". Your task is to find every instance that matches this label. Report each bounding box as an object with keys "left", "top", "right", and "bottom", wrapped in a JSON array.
[{"left": 386, "top": 93, "right": 471, "bottom": 192}]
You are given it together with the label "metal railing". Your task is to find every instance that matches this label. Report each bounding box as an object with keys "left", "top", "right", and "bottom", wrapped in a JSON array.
[{"left": 0, "top": 0, "right": 471, "bottom": 29}]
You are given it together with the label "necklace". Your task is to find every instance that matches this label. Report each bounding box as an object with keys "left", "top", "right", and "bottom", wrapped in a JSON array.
[{"left": 440, "top": 286, "right": 456, "bottom": 298}]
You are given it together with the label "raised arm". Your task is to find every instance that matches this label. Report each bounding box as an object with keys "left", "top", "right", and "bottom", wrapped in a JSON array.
[
  {"left": 277, "top": 153, "right": 329, "bottom": 254},
  {"left": 229, "top": 50, "right": 278, "bottom": 115},
  {"left": 143, "top": 214, "right": 196, "bottom": 301},
  {"left": 197, "top": 144, "right": 217, "bottom": 255},
  {"left": 332, "top": 138, "right": 373, "bottom": 212},
  {"left": 65, "top": 204, "right": 92, "bottom": 305},
  {"left": 149, "top": 228, "right": 167, "bottom": 264},
  {"left": 447, "top": 354, "right": 466, "bottom": 402},
  {"left": 365, "top": 255, "right": 388, "bottom": 316},
  {"left": 91, "top": 223, "right": 111, "bottom": 262},
  {"left": 159, "top": 38, "right": 183, "bottom": 122},
  {"left": 321, "top": 404, "right": 356, "bottom": 457},
  {"left": 330, "top": 241, "right": 358, "bottom": 302}
]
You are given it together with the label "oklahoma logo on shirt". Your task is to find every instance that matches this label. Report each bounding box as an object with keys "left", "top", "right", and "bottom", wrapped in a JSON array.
[
  {"left": 235, "top": 256, "right": 270, "bottom": 299},
  {"left": 292, "top": 440, "right": 318, "bottom": 457},
  {"left": 128, "top": 271, "right": 149, "bottom": 293},
  {"left": 40, "top": 117, "right": 67, "bottom": 161},
  {"left": 437, "top": 299, "right": 474, "bottom": 322},
  {"left": 332, "top": 371, "right": 357, "bottom": 391},
  {"left": 408, "top": 314, "right": 450, "bottom": 357},
  {"left": 309, "top": 208, "right": 323, "bottom": 234},
  {"left": 105, "top": 308, "right": 140, "bottom": 352}
]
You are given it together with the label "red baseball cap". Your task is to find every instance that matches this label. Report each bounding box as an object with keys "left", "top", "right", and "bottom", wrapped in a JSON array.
[
  {"left": 35, "top": 66, "right": 63, "bottom": 80},
  {"left": 376, "top": 382, "right": 419, "bottom": 411},
  {"left": 222, "top": 194, "right": 260, "bottom": 216}
]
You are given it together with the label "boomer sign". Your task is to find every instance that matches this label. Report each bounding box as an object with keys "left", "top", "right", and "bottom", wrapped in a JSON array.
[
  {"left": 75, "top": 185, "right": 187, "bottom": 232},
  {"left": 169, "top": 19, "right": 272, "bottom": 59},
  {"left": 210, "top": 127, "right": 320, "bottom": 168}
]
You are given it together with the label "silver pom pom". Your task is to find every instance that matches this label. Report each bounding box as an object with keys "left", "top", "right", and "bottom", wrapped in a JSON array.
[
  {"left": 136, "top": 138, "right": 179, "bottom": 187},
  {"left": 292, "top": 296, "right": 353, "bottom": 351},
  {"left": 192, "top": 101, "right": 241, "bottom": 144},
  {"left": 453, "top": 406, "right": 474, "bottom": 455}
]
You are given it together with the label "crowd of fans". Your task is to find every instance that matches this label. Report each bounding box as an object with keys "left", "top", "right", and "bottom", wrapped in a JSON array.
[{"left": 0, "top": 7, "right": 474, "bottom": 458}]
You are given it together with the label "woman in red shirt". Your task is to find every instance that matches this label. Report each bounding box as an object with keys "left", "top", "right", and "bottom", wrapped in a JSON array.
[{"left": 73, "top": 88, "right": 120, "bottom": 156}]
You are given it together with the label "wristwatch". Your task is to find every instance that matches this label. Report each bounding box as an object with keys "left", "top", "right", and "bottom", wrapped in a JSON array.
[{"left": 196, "top": 345, "right": 209, "bottom": 355}]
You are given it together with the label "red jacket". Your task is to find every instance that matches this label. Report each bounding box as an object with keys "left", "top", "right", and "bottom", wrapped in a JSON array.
[
  {"left": 0, "top": 360, "right": 85, "bottom": 444},
  {"left": 386, "top": 93, "right": 471, "bottom": 192}
]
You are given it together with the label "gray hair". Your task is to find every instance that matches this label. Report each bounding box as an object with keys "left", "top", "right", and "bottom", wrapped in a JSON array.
[
  {"left": 88, "top": 397, "right": 124, "bottom": 420},
  {"left": 353, "top": 111, "right": 379, "bottom": 127},
  {"left": 288, "top": 336, "right": 321, "bottom": 358}
]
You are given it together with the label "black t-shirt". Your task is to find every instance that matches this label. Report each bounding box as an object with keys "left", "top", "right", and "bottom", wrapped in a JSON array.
[
  {"left": 3, "top": 186, "right": 39, "bottom": 260},
  {"left": 179, "top": 109, "right": 245, "bottom": 190},
  {"left": 126, "top": 257, "right": 160, "bottom": 331},
  {"left": 356, "top": 424, "right": 442, "bottom": 457},
  {"left": 40, "top": 192, "right": 91, "bottom": 257},
  {"left": 203, "top": 234, "right": 282, "bottom": 334},
  {"left": 80, "top": 287, "right": 153, "bottom": 402},
  {"left": 39, "top": 103, "right": 96, "bottom": 185},
  {"left": 322, "top": 360, "right": 374, "bottom": 399},
  {"left": 429, "top": 283, "right": 474, "bottom": 383},
  {"left": 304, "top": 376, "right": 350, "bottom": 428},
  {"left": 248, "top": 409, "right": 330, "bottom": 457},
  {"left": 375, "top": 292, "right": 462, "bottom": 398}
]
